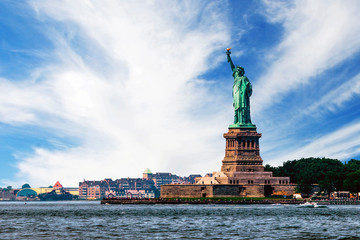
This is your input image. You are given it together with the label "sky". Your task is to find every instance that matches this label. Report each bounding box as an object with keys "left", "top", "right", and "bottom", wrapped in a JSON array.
[{"left": 1, "top": 0, "right": 360, "bottom": 188}]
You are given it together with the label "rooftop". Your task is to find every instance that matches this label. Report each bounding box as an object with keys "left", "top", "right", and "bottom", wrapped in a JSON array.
[{"left": 143, "top": 168, "right": 152, "bottom": 174}]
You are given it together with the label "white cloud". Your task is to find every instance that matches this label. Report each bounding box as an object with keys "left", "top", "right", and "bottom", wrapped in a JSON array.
[
  {"left": 305, "top": 73, "right": 360, "bottom": 114},
  {"left": 252, "top": 0, "right": 360, "bottom": 116},
  {"left": 248, "top": 0, "right": 360, "bottom": 166},
  {"left": 267, "top": 121, "right": 360, "bottom": 165},
  {"left": 0, "top": 1, "right": 231, "bottom": 187}
]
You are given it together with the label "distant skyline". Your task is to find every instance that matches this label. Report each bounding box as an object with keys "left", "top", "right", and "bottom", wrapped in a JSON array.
[{"left": 1, "top": 0, "right": 360, "bottom": 187}]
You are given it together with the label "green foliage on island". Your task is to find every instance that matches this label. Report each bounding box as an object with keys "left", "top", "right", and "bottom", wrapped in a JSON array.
[{"left": 264, "top": 157, "right": 360, "bottom": 194}]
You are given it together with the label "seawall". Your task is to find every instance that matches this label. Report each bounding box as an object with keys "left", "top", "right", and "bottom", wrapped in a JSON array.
[{"left": 101, "top": 198, "right": 304, "bottom": 205}]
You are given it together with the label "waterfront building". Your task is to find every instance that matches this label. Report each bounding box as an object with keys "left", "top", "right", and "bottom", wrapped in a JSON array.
[
  {"left": 0, "top": 181, "right": 78, "bottom": 201},
  {"left": 331, "top": 191, "right": 351, "bottom": 199},
  {"left": 79, "top": 170, "right": 202, "bottom": 199},
  {"left": 53, "top": 181, "right": 63, "bottom": 189},
  {"left": 151, "top": 172, "right": 179, "bottom": 189},
  {"left": 143, "top": 169, "right": 201, "bottom": 187},
  {"left": 0, "top": 189, "right": 17, "bottom": 201},
  {"left": 79, "top": 180, "right": 105, "bottom": 199},
  {"left": 32, "top": 181, "right": 79, "bottom": 197},
  {"left": 31, "top": 187, "right": 53, "bottom": 195},
  {"left": 142, "top": 168, "right": 153, "bottom": 180},
  {"left": 79, "top": 178, "right": 157, "bottom": 199},
  {"left": 16, "top": 188, "right": 38, "bottom": 201},
  {"left": 186, "top": 174, "right": 202, "bottom": 183}
]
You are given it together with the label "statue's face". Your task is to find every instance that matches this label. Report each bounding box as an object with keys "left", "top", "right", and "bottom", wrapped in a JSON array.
[{"left": 237, "top": 67, "right": 244, "bottom": 76}]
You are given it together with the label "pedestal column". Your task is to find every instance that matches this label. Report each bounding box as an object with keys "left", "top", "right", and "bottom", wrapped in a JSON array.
[{"left": 221, "top": 127, "right": 264, "bottom": 172}]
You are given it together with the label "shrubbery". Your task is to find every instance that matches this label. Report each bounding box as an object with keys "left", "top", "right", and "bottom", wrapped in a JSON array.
[{"left": 264, "top": 158, "right": 360, "bottom": 194}]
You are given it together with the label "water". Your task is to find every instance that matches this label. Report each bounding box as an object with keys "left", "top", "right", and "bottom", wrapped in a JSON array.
[{"left": 1, "top": 201, "right": 360, "bottom": 239}]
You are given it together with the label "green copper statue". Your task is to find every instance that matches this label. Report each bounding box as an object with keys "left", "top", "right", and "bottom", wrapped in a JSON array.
[{"left": 226, "top": 48, "right": 255, "bottom": 128}]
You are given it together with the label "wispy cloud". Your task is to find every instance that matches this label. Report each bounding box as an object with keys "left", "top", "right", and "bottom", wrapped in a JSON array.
[
  {"left": 247, "top": 0, "right": 360, "bottom": 165},
  {"left": 0, "top": 1, "right": 230, "bottom": 186},
  {"left": 305, "top": 73, "right": 360, "bottom": 114},
  {"left": 269, "top": 121, "right": 360, "bottom": 164},
  {"left": 252, "top": 0, "right": 360, "bottom": 115}
]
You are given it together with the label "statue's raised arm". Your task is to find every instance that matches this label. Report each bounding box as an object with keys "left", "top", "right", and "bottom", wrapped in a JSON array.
[{"left": 226, "top": 48, "right": 235, "bottom": 71}]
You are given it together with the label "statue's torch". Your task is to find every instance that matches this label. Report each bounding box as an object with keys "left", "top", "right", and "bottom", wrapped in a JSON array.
[{"left": 226, "top": 48, "right": 231, "bottom": 55}]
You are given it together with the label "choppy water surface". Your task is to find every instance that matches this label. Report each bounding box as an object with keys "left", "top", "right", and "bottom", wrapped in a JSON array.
[{"left": 0, "top": 201, "right": 360, "bottom": 239}]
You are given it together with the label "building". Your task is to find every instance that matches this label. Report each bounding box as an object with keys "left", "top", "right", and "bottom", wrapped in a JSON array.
[
  {"left": 78, "top": 169, "right": 201, "bottom": 199},
  {"left": 32, "top": 181, "right": 79, "bottom": 197},
  {"left": 16, "top": 188, "right": 38, "bottom": 201},
  {"left": 79, "top": 177, "right": 157, "bottom": 199},
  {"left": 143, "top": 168, "right": 153, "bottom": 180},
  {"left": 152, "top": 173, "right": 180, "bottom": 189},
  {"left": 143, "top": 169, "right": 201, "bottom": 187},
  {"left": 79, "top": 180, "right": 106, "bottom": 199},
  {"left": 0, "top": 188, "right": 17, "bottom": 201}
]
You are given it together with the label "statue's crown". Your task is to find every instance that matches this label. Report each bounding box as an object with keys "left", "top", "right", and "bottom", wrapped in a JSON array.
[{"left": 236, "top": 66, "right": 245, "bottom": 73}]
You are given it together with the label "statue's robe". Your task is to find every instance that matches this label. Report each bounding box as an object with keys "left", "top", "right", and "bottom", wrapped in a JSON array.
[{"left": 232, "top": 75, "right": 252, "bottom": 124}]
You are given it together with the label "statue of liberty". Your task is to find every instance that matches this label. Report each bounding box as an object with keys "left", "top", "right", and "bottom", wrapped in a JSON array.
[{"left": 226, "top": 48, "right": 255, "bottom": 128}]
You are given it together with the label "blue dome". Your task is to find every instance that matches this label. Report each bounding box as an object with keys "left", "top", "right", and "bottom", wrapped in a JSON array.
[{"left": 16, "top": 189, "right": 38, "bottom": 197}]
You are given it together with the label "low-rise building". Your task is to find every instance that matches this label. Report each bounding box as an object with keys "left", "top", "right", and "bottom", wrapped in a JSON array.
[
  {"left": 0, "top": 189, "right": 17, "bottom": 201},
  {"left": 79, "top": 178, "right": 157, "bottom": 199},
  {"left": 79, "top": 169, "right": 202, "bottom": 199}
]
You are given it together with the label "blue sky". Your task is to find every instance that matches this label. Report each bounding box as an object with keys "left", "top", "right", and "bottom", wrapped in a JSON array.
[{"left": 1, "top": 0, "right": 360, "bottom": 187}]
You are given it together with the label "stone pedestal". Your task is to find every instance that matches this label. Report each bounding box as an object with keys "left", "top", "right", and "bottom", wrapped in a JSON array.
[{"left": 221, "top": 127, "right": 264, "bottom": 172}]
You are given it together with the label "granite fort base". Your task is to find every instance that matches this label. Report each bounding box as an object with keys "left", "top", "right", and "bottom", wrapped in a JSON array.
[{"left": 160, "top": 126, "right": 296, "bottom": 198}]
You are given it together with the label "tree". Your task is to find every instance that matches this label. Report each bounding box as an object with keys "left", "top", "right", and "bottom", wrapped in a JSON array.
[
  {"left": 22, "top": 183, "right": 31, "bottom": 189},
  {"left": 265, "top": 157, "right": 346, "bottom": 194},
  {"left": 344, "top": 159, "right": 360, "bottom": 174},
  {"left": 343, "top": 170, "right": 360, "bottom": 193}
]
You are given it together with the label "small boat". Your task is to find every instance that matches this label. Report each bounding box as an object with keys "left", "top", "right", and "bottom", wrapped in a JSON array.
[{"left": 299, "top": 202, "right": 318, "bottom": 208}]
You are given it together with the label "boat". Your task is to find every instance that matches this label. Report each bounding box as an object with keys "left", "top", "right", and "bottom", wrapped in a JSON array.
[{"left": 299, "top": 202, "right": 320, "bottom": 208}]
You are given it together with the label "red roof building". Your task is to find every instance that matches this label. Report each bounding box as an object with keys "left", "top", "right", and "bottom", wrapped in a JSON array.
[{"left": 53, "top": 181, "right": 63, "bottom": 189}]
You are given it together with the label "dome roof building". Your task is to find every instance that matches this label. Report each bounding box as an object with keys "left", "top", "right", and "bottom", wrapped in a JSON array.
[{"left": 16, "top": 189, "right": 38, "bottom": 200}]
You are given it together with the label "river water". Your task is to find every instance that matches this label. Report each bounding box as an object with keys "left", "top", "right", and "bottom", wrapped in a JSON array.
[{"left": 0, "top": 201, "right": 359, "bottom": 239}]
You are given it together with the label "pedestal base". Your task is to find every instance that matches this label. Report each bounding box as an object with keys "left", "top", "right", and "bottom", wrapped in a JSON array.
[{"left": 221, "top": 127, "right": 263, "bottom": 173}]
